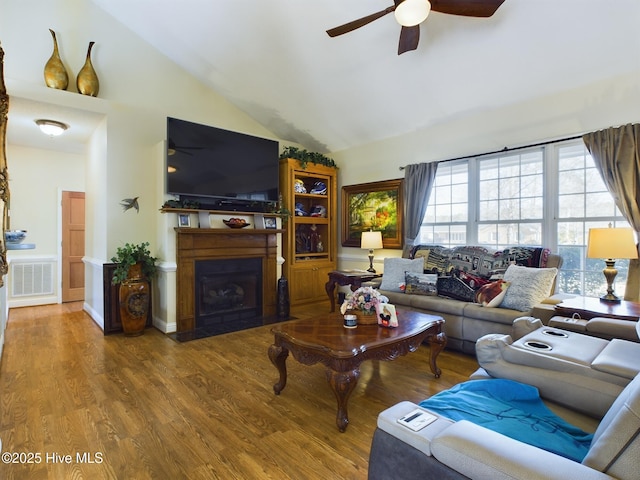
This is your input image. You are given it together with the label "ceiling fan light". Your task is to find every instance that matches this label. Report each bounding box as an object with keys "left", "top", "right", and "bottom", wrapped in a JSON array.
[
  {"left": 35, "top": 119, "right": 68, "bottom": 136},
  {"left": 394, "top": 0, "right": 431, "bottom": 27}
]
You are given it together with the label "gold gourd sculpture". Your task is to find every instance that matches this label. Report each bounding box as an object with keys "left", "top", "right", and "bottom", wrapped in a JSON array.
[
  {"left": 76, "top": 41, "right": 99, "bottom": 97},
  {"left": 0, "top": 43, "right": 9, "bottom": 286},
  {"left": 43, "top": 29, "right": 69, "bottom": 90}
]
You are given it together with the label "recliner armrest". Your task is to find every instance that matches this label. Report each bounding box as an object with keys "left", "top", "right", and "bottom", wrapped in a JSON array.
[
  {"left": 431, "top": 420, "right": 613, "bottom": 480},
  {"left": 376, "top": 401, "right": 453, "bottom": 456}
]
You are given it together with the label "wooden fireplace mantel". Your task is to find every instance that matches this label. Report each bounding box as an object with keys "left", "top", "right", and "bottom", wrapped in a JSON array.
[{"left": 175, "top": 228, "right": 283, "bottom": 332}]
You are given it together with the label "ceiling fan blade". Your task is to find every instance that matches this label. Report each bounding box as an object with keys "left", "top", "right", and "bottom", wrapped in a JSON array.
[
  {"left": 398, "top": 25, "right": 420, "bottom": 55},
  {"left": 430, "top": 0, "right": 506, "bottom": 17},
  {"left": 326, "top": 6, "right": 396, "bottom": 37}
]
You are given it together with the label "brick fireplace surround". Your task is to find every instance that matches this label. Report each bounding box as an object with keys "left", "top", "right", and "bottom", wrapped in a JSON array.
[{"left": 175, "top": 228, "right": 279, "bottom": 333}]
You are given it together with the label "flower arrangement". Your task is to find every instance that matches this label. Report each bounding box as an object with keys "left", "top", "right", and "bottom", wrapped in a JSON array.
[{"left": 340, "top": 286, "right": 389, "bottom": 315}]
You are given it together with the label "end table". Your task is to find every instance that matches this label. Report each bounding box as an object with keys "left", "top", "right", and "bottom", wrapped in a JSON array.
[{"left": 325, "top": 270, "right": 383, "bottom": 312}]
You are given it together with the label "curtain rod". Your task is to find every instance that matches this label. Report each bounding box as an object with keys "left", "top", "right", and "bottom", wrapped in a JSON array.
[{"left": 399, "top": 133, "right": 584, "bottom": 170}]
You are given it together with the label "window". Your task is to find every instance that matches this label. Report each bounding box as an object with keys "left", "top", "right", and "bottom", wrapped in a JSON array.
[
  {"left": 420, "top": 161, "right": 468, "bottom": 245},
  {"left": 555, "top": 143, "right": 630, "bottom": 297},
  {"left": 418, "top": 140, "right": 629, "bottom": 298},
  {"left": 477, "top": 149, "right": 544, "bottom": 248}
]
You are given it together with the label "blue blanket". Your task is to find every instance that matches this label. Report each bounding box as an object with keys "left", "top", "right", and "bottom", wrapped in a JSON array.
[{"left": 419, "top": 379, "right": 593, "bottom": 462}]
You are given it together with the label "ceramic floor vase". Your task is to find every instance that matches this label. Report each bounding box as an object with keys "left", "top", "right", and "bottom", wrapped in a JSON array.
[
  {"left": 76, "top": 41, "right": 99, "bottom": 96},
  {"left": 119, "top": 262, "right": 149, "bottom": 336},
  {"left": 44, "top": 29, "right": 69, "bottom": 90}
]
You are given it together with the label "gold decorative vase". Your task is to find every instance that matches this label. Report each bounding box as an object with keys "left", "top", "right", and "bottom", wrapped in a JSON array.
[
  {"left": 43, "top": 29, "right": 69, "bottom": 90},
  {"left": 76, "top": 41, "right": 99, "bottom": 97}
]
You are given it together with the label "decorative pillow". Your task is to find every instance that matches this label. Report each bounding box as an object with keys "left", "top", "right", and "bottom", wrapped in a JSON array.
[
  {"left": 475, "top": 279, "right": 510, "bottom": 307},
  {"left": 500, "top": 265, "right": 558, "bottom": 312},
  {"left": 405, "top": 272, "right": 438, "bottom": 296},
  {"left": 379, "top": 257, "right": 424, "bottom": 292}
]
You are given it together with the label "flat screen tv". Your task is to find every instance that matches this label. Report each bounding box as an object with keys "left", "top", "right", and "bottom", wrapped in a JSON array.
[{"left": 166, "top": 117, "right": 279, "bottom": 207}]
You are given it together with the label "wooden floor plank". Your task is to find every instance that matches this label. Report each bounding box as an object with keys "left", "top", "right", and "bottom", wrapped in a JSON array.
[{"left": 0, "top": 302, "right": 478, "bottom": 479}]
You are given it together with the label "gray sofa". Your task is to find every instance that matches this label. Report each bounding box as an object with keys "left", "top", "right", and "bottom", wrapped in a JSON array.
[
  {"left": 368, "top": 371, "right": 640, "bottom": 480},
  {"left": 378, "top": 245, "right": 562, "bottom": 354}
]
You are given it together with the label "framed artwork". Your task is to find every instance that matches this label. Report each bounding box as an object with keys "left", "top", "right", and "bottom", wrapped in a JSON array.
[
  {"left": 264, "top": 216, "right": 277, "bottom": 229},
  {"left": 341, "top": 179, "right": 403, "bottom": 249},
  {"left": 178, "top": 213, "right": 191, "bottom": 227}
]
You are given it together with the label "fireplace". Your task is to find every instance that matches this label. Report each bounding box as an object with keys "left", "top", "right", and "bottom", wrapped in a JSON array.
[
  {"left": 175, "top": 229, "right": 279, "bottom": 334},
  {"left": 195, "top": 257, "right": 262, "bottom": 330}
]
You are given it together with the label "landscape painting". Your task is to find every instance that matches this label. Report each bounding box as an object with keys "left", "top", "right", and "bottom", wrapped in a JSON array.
[{"left": 341, "top": 179, "right": 403, "bottom": 249}]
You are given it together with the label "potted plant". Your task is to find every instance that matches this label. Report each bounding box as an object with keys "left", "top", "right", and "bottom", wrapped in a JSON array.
[{"left": 111, "top": 242, "right": 157, "bottom": 336}]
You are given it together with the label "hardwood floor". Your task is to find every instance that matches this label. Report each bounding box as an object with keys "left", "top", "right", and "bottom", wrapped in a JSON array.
[{"left": 0, "top": 302, "right": 478, "bottom": 480}]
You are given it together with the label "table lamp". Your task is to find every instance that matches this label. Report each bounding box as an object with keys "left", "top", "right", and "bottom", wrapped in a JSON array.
[
  {"left": 361, "top": 231, "right": 383, "bottom": 273},
  {"left": 587, "top": 226, "right": 638, "bottom": 303}
]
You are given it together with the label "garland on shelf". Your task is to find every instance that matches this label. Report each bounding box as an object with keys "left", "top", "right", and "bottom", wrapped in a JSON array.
[{"left": 279, "top": 146, "right": 337, "bottom": 169}]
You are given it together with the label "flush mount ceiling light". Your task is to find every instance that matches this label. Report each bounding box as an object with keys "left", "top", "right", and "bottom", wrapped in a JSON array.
[
  {"left": 394, "top": 0, "right": 431, "bottom": 27},
  {"left": 35, "top": 119, "right": 68, "bottom": 136}
]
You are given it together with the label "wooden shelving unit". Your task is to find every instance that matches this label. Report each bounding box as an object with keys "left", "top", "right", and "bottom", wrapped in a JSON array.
[{"left": 279, "top": 158, "right": 338, "bottom": 306}]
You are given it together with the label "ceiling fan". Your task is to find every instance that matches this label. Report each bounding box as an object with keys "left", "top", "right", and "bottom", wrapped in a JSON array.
[
  {"left": 326, "top": 0, "right": 506, "bottom": 55},
  {"left": 167, "top": 138, "right": 204, "bottom": 156}
]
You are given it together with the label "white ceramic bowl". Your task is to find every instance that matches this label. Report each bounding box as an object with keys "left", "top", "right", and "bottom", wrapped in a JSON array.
[{"left": 5, "top": 230, "right": 27, "bottom": 244}]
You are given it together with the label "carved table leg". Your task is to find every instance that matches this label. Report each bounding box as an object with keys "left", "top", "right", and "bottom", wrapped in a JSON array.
[
  {"left": 268, "top": 344, "right": 289, "bottom": 394},
  {"left": 426, "top": 330, "right": 447, "bottom": 378},
  {"left": 325, "top": 367, "right": 360, "bottom": 432}
]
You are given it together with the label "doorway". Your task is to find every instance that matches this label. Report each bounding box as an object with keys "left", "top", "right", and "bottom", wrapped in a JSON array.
[{"left": 61, "top": 191, "right": 85, "bottom": 302}]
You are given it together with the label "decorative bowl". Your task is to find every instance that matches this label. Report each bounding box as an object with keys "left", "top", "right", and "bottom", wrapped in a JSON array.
[
  {"left": 223, "top": 219, "right": 250, "bottom": 229},
  {"left": 5, "top": 230, "right": 27, "bottom": 244}
]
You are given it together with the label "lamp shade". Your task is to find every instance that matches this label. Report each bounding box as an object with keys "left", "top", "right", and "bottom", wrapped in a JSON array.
[
  {"left": 394, "top": 0, "right": 431, "bottom": 27},
  {"left": 587, "top": 227, "right": 638, "bottom": 259},
  {"left": 361, "top": 231, "right": 383, "bottom": 250}
]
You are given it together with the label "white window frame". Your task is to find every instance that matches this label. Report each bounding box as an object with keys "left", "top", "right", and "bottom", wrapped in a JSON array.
[{"left": 418, "top": 138, "right": 628, "bottom": 297}]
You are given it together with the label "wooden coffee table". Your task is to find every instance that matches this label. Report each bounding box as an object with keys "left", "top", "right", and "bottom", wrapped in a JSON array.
[{"left": 268, "top": 309, "right": 446, "bottom": 432}]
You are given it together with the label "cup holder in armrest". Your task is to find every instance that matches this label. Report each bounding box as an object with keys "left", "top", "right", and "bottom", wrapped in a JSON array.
[
  {"left": 523, "top": 340, "right": 553, "bottom": 351},
  {"left": 541, "top": 329, "right": 569, "bottom": 338}
]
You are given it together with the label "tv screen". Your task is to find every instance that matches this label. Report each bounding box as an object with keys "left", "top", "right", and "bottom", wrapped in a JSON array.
[{"left": 166, "top": 117, "right": 279, "bottom": 204}]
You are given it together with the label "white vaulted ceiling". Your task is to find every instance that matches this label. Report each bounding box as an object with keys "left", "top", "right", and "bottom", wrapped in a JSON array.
[{"left": 9, "top": 0, "right": 640, "bottom": 154}]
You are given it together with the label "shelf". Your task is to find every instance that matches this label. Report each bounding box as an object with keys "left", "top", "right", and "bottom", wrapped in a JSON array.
[
  {"left": 161, "top": 207, "right": 282, "bottom": 216},
  {"left": 294, "top": 193, "right": 329, "bottom": 199},
  {"left": 293, "top": 217, "right": 329, "bottom": 224},
  {"left": 295, "top": 253, "right": 329, "bottom": 260}
]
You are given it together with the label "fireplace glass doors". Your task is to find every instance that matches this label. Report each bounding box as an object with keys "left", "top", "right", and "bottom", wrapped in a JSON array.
[{"left": 195, "top": 257, "right": 263, "bottom": 334}]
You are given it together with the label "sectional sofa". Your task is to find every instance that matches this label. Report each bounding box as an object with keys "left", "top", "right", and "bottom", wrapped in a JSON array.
[
  {"left": 368, "top": 370, "right": 640, "bottom": 479},
  {"left": 377, "top": 245, "right": 562, "bottom": 354}
]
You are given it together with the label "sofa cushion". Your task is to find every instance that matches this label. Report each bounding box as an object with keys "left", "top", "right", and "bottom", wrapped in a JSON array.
[
  {"left": 463, "top": 302, "right": 526, "bottom": 325},
  {"left": 475, "top": 279, "right": 510, "bottom": 307},
  {"left": 409, "top": 295, "right": 467, "bottom": 316},
  {"left": 583, "top": 372, "right": 640, "bottom": 477},
  {"left": 379, "top": 257, "right": 424, "bottom": 292},
  {"left": 500, "top": 265, "right": 558, "bottom": 312},
  {"left": 405, "top": 272, "right": 438, "bottom": 296}
]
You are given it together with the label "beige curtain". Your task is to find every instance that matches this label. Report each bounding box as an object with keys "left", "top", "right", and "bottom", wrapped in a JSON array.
[
  {"left": 583, "top": 123, "right": 640, "bottom": 301},
  {"left": 403, "top": 162, "right": 438, "bottom": 257}
]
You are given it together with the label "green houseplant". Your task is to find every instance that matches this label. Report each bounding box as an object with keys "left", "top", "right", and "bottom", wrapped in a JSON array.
[
  {"left": 279, "top": 146, "right": 337, "bottom": 169},
  {"left": 110, "top": 242, "right": 157, "bottom": 336},
  {"left": 111, "top": 242, "right": 157, "bottom": 285}
]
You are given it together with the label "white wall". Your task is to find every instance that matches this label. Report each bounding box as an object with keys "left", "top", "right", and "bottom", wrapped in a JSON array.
[
  {"left": 0, "top": 0, "right": 285, "bottom": 331},
  {"left": 333, "top": 70, "right": 640, "bottom": 271},
  {"left": 6, "top": 144, "right": 85, "bottom": 254}
]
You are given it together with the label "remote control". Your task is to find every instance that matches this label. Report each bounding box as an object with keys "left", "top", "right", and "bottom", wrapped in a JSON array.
[{"left": 397, "top": 408, "right": 437, "bottom": 431}]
